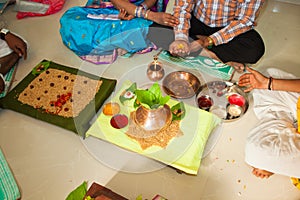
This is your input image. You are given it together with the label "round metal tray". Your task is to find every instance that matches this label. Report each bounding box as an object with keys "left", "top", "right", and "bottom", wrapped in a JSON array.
[{"left": 196, "top": 81, "right": 249, "bottom": 122}]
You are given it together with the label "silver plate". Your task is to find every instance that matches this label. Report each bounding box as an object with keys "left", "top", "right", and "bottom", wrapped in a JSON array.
[{"left": 196, "top": 81, "right": 249, "bottom": 122}]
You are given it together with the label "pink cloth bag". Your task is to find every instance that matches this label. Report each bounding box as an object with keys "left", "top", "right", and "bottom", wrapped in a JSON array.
[{"left": 16, "top": 0, "right": 66, "bottom": 19}]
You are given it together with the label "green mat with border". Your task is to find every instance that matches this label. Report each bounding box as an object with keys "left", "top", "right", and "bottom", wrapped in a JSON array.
[{"left": 0, "top": 60, "right": 117, "bottom": 137}]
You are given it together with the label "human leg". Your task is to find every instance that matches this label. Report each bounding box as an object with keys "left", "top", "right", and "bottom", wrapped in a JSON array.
[
  {"left": 245, "top": 69, "right": 300, "bottom": 178},
  {"left": 188, "top": 16, "right": 265, "bottom": 71},
  {"left": 211, "top": 30, "right": 265, "bottom": 64},
  {"left": 245, "top": 112, "right": 300, "bottom": 178},
  {"left": 147, "top": 23, "right": 174, "bottom": 51}
]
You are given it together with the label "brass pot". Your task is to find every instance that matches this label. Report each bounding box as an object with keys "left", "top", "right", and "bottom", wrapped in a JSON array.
[
  {"left": 147, "top": 56, "right": 164, "bottom": 81},
  {"left": 134, "top": 104, "right": 172, "bottom": 131}
]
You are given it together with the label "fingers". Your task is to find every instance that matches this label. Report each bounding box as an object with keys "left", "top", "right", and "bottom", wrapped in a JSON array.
[
  {"left": 245, "top": 66, "right": 254, "bottom": 73},
  {"left": 5, "top": 33, "right": 27, "bottom": 59},
  {"left": 189, "top": 40, "right": 202, "bottom": 53},
  {"left": 162, "top": 13, "right": 179, "bottom": 27},
  {"left": 12, "top": 43, "right": 27, "bottom": 60},
  {"left": 169, "top": 41, "right": 190, "bottom": 57},
  {"left": 238, "top": 74, "right": 254, "bottom": 92}
]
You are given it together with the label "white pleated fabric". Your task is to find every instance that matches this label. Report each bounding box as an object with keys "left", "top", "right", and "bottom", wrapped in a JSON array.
[
  {"left": 0, "top": 39, "right": 13, "bottom": 58},
  {"left": 245, "top": 68, "right": 300, "bottom": 178}
]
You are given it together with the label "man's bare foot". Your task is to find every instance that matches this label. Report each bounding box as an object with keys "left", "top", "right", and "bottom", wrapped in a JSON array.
[
  {"left": 252, "top": 168, "right": 274, "bottom": 179},
  {"left": 226, "top": 61, "right": 246, "bottom": 73},
  {"left": 117, "top": 48, "right": 128, "bottom": 56},
  {"left": 199, "top": 48, "right": 219, "bottom": 61}
]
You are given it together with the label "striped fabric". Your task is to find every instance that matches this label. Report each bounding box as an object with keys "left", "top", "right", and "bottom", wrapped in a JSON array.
[
  {"left": 0, "top": 149, "right": 20, "bottom": 200},
  {"left": 173, "top": 0, "right": 265, "bottom": 45},
  {"left": 158, "top": 50, "right": 234, "bottom": 80}
]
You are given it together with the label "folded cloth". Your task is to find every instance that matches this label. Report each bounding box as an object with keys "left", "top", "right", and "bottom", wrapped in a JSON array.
[
  {"left": 86, "top": 81, "right": 221, "bottom": 174},
  {"left": 158, "top": 50, "right": 234, "bottom": 81},
  {"left": 0, "top": 149, "right": 21, "bottom": 200},
  {"left": 245, "top": 68, "right": 300, "bottom": 178}
]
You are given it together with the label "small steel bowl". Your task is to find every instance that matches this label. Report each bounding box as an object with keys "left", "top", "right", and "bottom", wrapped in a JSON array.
[
  {"left": 196, "top": 94, "right": 214, "bottom": 111},
  {"left": 226, "top": 104, "right": 244, "bottom": 118},
  {"left": 162, "top": 71, "right": 201, "bottom": 99}
]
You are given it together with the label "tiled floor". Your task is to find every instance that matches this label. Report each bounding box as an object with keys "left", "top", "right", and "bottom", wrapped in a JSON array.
[{"left": 0, "top": 0, "right": 299, "bottom": 199}]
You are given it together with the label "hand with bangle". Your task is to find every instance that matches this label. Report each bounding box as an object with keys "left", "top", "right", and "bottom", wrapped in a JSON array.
[
  {"left": 238, "top": 67, "right": 270, "bottom": 92},
  {"left": 206, "top": 36, "right": 214, "bottom": 49},
  {"left": 238, "top": 67, "right": 300, "bottom": 93}
]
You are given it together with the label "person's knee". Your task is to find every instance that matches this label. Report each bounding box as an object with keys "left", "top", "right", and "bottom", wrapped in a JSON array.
[
  {"left": 247, "top": 44, "right": 265, "bottom": 63},
  {"left": 244, "top": 31, "right": 265, "bottom": 63}
]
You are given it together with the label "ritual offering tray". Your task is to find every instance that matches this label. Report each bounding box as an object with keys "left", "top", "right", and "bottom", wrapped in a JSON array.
[
  {"left": 162, "top": 71, "right": 201, "bottom": 99},
  {"left": 196, "top": 81, "right": 249, "bottom": 121}
]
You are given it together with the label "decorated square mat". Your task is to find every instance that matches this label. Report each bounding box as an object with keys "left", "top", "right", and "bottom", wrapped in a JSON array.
[
  {"left": 86, "top": 81, "right": 222, "bottom": 174},
  {"left": 0, "top": 60, "right": 116, "bottom": 137},
  {"left": 158, "top": 50, "right": 234, "bottom": 81}
]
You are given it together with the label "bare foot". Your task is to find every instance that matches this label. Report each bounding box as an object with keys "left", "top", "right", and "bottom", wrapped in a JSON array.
[
  {"left": 117, "top": 48, "right": 128, "bottom": 56},
  {"left": 226, "top": 61, "right": 246, "bottom": 73},
  {"left": 199, "top": 48, "right": 219, "bottom": 60},
  {"left": 252, "top": 168, "right": 274, "bottom": 179}
]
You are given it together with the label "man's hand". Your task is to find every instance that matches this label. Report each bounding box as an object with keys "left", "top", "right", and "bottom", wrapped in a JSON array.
[
  {"left": 238, "top": 67, "right": 269, "bottom": 92},
  {"left": 118, "top": 8, "right": 134, "bottom": 20},
  {"left": 149, "top": 12, "right": 179, "bottom": 27},
  {"left": 5, "top": 32, "right": 27, "bottom": 60},
  {"left": 169, "top": 40, "right": 190, "bottom": 57}
]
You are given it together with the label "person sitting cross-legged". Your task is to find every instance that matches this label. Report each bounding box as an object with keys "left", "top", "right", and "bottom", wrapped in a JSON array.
[{"left": 238, "top": 67, "right": 300, "bottom": 181}]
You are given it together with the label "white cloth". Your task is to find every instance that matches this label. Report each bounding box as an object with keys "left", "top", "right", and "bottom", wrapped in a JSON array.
[
  {"left": 0, "top": 39, "right": 13, "bottom": 58},
  {"left": 245, "top": 68, "right": 300, "bottom": 178}
]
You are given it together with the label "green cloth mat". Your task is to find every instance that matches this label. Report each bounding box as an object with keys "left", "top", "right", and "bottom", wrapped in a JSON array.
[
  {"left": 158, "top": 50, "right": 234, "bottom": 81},
  {"left": 0, "top": 60, "right": 117, "bottom": 137},
  {"left": 0, "top": 149, "right": 20, "bottom": 200},
  {"left": 86, "top": 81, "right": 222, "bottom": 175},
  {"left": 0, "top": 64, "right": 17, "bottom": 99}
]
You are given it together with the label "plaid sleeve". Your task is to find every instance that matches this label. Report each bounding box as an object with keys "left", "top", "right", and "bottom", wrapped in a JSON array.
[
  {"left": 173, "top": 0, "right": 195, "bottom": 41},
  {"left": 211, "top": 0, "right": 265, "bottom": 45}
]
